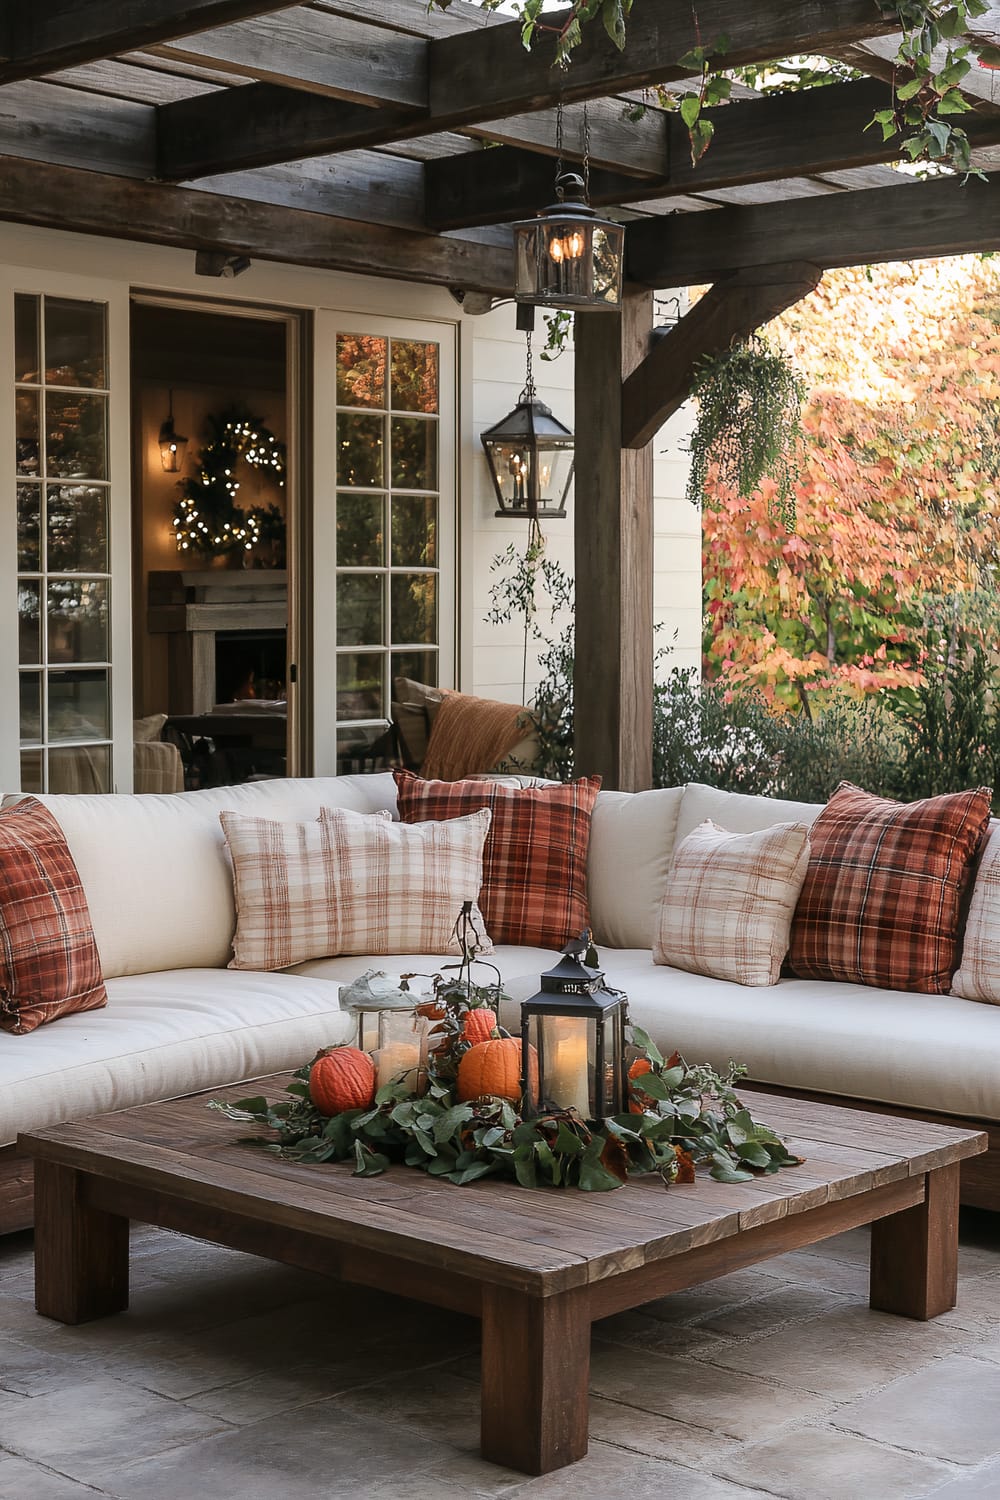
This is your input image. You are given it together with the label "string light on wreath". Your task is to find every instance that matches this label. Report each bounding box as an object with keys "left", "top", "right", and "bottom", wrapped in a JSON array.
[{"left": 172, "top": 409, "right": 286, "bottom": 559}]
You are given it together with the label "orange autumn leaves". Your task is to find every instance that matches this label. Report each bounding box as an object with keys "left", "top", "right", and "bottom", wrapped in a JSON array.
[
  {"left": 628, "top": 1054, "right": 696, "bottom": 1183},
  {"left": 702, "top": 257, "right": 1000, "bottom": 711}
]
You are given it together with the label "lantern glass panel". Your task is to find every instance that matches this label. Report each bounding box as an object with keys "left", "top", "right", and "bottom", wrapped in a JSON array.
[
  {"left": 484, "top": 437, "right": 573, "bottom": 514},
  {"left": 531, "top": 1013, "right": 594, "bottom": 1117},
  {"left": 514, "top": 216, "right": 625, "bottom": 310},
  {"left": 375, "top": 1007, "right": 430, "bottom": 1094}
]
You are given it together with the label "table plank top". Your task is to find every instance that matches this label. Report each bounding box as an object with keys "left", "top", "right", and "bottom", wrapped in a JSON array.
[{"left": 20, "top": 1075, "right": 987, "bottom": 1296}]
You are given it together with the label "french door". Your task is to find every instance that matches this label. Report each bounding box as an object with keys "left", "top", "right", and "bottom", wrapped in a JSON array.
[
  {"left": 312, "top": 313, "right": 456, "bottom": 776},
  {"left": 0, "top": 270, "right": 132, "bottom": 794}
]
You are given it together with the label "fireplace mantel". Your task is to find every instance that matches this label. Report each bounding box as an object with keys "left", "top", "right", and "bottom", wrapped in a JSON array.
[{"left": 148, "top": 569, "right": 288, "bottom": 713}]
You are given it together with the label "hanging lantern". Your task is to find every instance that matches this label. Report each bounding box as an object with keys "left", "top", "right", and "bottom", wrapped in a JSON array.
[
  {"left": 519, "top": 936, "right": 630, "bottom": 1121},
  {"left": 481, "top": 331, "right": 574, "bottom": 518},
  {"left": 512, "top": 171, "right": 625, "bottom": 312},
  {"left": 158, "top": 390, "right": 188, "bottom": 473}
]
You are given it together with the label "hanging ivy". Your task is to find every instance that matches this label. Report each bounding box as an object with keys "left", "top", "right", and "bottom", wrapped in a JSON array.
[
  {"left": 173, "top": 407, "right": 286, "bottom": 561},
  {"left": 686, "top": 336, "right": 806, "bottom": 526}
]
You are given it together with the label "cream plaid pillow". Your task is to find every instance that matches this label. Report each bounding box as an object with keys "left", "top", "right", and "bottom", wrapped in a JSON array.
[
  {"left": 222, "top": 806, "right": 492, "bottom": 971},
  {"left": 654, "top": 819, "right": 811, "bottom": 987}
]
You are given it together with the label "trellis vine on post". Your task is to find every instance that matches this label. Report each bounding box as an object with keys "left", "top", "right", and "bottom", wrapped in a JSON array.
[{"left": 434, "top": 0, "right": 994, "bottom": 175}]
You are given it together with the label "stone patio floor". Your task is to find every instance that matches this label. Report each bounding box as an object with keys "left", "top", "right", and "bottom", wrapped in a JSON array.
[{"left": 1, "top": 1211, "right": 999, "bottom": 1500}]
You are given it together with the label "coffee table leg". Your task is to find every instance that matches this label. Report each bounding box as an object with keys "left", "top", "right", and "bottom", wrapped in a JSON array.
[
  {"left": 480, "top": 1283, "right": 590, "bottom": 1475},
  {"left": 34, "top": 1161, "right": 129, "bottom": 1325},
  {"left": 870, "top": 1162, "right": 960, "bottom": 1320}
]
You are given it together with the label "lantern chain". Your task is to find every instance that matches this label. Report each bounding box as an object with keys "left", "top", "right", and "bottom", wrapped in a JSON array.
[
  {"left": 555, "top": 97, "right": 564, "bottom": 198},
  {"left": 583, "top": 100, "right": 591, "bottom": 202},
  {"left": 521, "top": 329, "right": 535, "bottom": 403}
]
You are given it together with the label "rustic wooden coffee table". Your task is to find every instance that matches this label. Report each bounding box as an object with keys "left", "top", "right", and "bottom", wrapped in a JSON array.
[{"left": 21, "top": 1078, "right": 986, "bottom": 1476}]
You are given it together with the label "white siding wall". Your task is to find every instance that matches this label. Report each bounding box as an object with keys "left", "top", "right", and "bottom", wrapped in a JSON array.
[{"left": 466, "top": 302, "right": 701, "bottom": 703}]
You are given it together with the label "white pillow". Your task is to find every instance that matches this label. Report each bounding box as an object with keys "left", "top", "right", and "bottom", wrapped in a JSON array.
[
  {"left": 222, "top": 805, "right": 492, "bottom": 971},
  {"left": 952, "top": 820, "right": 1000, "bottom": 1004},
  {"left": 654, "top": 819, "right": 811, "bottom": 987}
]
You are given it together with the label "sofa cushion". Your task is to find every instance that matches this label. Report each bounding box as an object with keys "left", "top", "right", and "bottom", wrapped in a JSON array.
[
  {"left": 25, "top": 774, "right": 399, "bottom": 980},
  {"left": 289, "top": 944, "right": 557, "bottom": 992},
  {"left": 789, "top": 782, "right": 991, "bottom": 995},
  {"left": 654, "top": 819, "right": 811, "bottom": 987},
  {"left": 587, "top": 787, "right": 683, "bottom": 950},
  {"left": 675, "top": 784, "right": 822, "bottom": 846},
  {"left": 500, "top": 948, "right": 1000, "bottom": 1125},
  {"left": 395, "top": 771, "right": 600, "bottom": 949},
  {"left": 0, "top": 798, "right": 107, "bottom": 1034},
  {"left": 952, "top": 819, "right": 1000, "bottom": 1005},
  {"left": 0, "top": 967, "right": 356, "bottom": 1147}
]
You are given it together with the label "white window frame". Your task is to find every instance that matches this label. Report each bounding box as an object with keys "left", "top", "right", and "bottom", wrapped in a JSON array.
[
  {"left": 311, "top": 311, "right": 457, "bottom": 775},
  {"left": 0, "top": 268, "right": 132, "bottom": 794}
]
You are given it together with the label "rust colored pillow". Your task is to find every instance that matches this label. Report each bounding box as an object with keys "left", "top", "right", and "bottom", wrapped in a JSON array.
[
  {"left": 394, "top": 770, "right": 601, "bottom": 949},
  {"left": 788, "top": 782, "right": 991, "bottom": 994},
  {"left": 0, "top": 798, "right": 107, "bottom": 1034}
]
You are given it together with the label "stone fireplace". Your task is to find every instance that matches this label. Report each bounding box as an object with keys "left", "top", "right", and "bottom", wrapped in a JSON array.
[{"left": 147, "top": 570, "right": 288, "bottom": 714}]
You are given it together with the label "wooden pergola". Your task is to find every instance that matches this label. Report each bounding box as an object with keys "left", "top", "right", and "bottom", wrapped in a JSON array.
[{"left": 4, "top": 0, "right": 999, "bottom": 788}]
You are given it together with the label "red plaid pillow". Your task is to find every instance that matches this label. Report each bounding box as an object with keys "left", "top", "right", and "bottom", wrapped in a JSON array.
[
  {"left": 788, "top": 782, "right": 991, "bottom": 994},
  {"left": 0, "top": 798, "right": 107, "bottom": 1034},
  {"left": 394, "top": 771, "right": 600, "bottom": 949}
]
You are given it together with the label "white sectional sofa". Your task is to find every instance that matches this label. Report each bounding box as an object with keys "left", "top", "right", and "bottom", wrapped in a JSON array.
[{"left": 2, "top": 773, "right": 998, "bottom": 1232}]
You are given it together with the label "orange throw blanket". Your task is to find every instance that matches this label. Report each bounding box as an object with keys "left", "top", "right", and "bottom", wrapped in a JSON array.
[{"left": 421, "top": 691, "right": 529, "bottom": 781}]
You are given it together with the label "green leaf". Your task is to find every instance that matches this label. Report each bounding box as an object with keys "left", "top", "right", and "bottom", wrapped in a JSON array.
[
  {"left": 896, "top": 77, "right": 924, "bottom": 100},
  {"left": 680, "top": 94, "right": 701, "bottom": 129},
  {"left": 432, "top": 1103, "right": 476, "bottom": 1142}
]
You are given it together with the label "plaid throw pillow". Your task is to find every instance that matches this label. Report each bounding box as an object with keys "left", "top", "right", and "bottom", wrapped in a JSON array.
[
  {"left": 394, "top": 770, "right": 601, "bottom": 949},
  {"left": 788, "top": 782, "right": 992, "bottom": 994},
  {"left": 222, "top": 807, "right": 492, "bottom": 970},
  {"left": 654, "top": 819, "right": 811, "bottom": 987},
  {"left": 0, "top": 798, "right": 107, "bottom": 1035}
]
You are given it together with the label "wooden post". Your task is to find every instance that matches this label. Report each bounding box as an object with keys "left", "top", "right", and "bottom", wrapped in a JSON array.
[
  {"left": 573, "top": 285, "right": 654, "bottom": 790},
  {"left": 869, "top": 1162, "right": 960, "bottom": 1320}
]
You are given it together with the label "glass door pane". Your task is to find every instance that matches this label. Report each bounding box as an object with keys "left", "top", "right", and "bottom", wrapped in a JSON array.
[
  {"left": 313, "top": 315, "right": 455, "bottom": 777},
  {"left": 12, "top": 291, "right": 115, "bottom": 792}
]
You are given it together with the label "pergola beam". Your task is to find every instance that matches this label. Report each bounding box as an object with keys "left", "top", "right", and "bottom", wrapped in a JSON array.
[
  {"left": 428, "top": 0, "right": 898, "bottom": 123},
  {"left": 0, "top": 1, "right": 298, "bottom": 84},
  {"left": 621, "top": 264, "right": 824, "bottom": 451},
  {"left": 626, "top": 171, "right": 1000, "bottom": 285},
  {"left": 0, "top": 154, "right": 513, "bottom": 293},
  {"left": 156, "top": 87, "right": 670, "bottom": 183},
  {"left": 426, "top": 82, "right": 1000, "bottom": 228}
]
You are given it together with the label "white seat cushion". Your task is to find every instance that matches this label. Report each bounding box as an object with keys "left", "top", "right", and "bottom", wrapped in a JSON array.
[
  {"left": 0, "top": 967, "right": 356, "bottom": 1147},
  {"left": 559, "top": 950, "right": 1000, "bottom": 1124},
  {"left": 289, "top": 944, "right": 557, "bottom": 991}
]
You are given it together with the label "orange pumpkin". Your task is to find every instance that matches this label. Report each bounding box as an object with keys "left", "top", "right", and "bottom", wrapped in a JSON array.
[
  {"left": 309, "top": 1046, "right": 376, "bottom": 1115},
  {"left": 462, "top": 1007, "right": 498, "bottom": 1044},
  {"left": 457, "top": 1037, "right": 537, "bottom": 1105}
]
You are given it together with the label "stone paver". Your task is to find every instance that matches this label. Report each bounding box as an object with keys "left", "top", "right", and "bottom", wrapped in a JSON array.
[
  {"left": 714, "top": 1424, "right": 952, "bottom": 1499},
  {"left": 1, "top": 1212, "right": 999, "bottom": 1500},
  {"left": 831, "top": 1353, "right": 1000, "bottom": 1464}
]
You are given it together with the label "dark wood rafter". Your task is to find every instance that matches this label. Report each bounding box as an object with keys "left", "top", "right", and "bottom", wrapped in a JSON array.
[
  {"left": 0, "top": 2, "right": 299, "bottom": 84},
  {"left": 625, "top": 170, "right": 1000, "bottom": 286},
  {"left": 151, "top": 8, "right": 428, "bottom": 108},
  {"left": 621, "top": 263, "right": 824, "bottom": 451},
  {"left": 427, "top": 0, "right": 899, "bottom": 122},
  {"left": 574, "top": 287, "right": 654, "bottom": 793},
  {"left": 0, "top": 155, "right": 513, "bottom": 293},
  {"left": 426, "top": 80, "right": 1000, "bottom": 229}
]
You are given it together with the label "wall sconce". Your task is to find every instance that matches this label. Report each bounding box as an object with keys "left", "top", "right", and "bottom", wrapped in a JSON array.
[{"left": 158, "top": 391, "right": 188, "bottom": 473}]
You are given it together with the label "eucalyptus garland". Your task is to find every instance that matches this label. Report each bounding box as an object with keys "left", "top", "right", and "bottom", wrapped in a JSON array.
[
  {"left": 687, "top": 336, "right": 807, "bottom": 527},
  {"left": 211, "top": 984, "right": 801, "bottom": 1193},
  {"left": 173, "top": 408, "right": 286, "bottom": 560}
]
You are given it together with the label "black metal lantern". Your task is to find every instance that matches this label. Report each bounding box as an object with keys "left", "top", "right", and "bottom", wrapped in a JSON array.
[
  {"left": 481, "top": 332, "right": 574, "bottom": 518},
  {"left": 158, "top": 390, "right": 188, "bottom": 473},
  {"left": 512, "top": 171, "right": 625, "bottom": 313},
  {"left": 520, "top": 936, "right": 630, "bottom": 1120}
]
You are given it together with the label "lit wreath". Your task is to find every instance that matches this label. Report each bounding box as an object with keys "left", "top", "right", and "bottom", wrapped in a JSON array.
[{"left": 172, "top": 409, "right": 286, "bottom": 559}]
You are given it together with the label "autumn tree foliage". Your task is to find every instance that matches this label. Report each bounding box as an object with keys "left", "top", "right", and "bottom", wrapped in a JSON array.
[{"left": 702, "top": 256, "right": 1000, "bottom": 712}]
